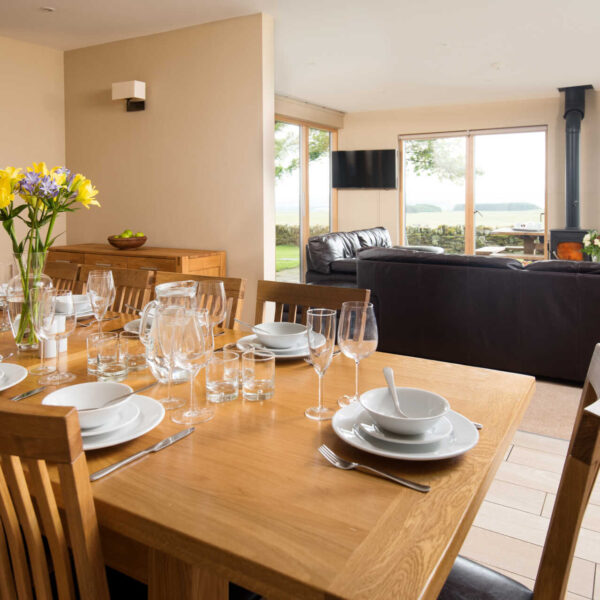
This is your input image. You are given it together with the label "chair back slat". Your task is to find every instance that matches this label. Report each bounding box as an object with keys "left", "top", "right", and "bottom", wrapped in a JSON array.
[
  {"left": 254, "top": 281, "right": 371, "bottom": 324},
  {"left": 25, "top": 458, "right": 77, "bottom": 600},
  {"left": 534, "top": 343, "right": 600, "bottom": 599},
  {"left": 153, "top": 272, "right": 246, "bottom": 330},
  {"left": 0, "top": 466, "right": 33, "bottom": 599},
  {"left": 58, "top": 457, "right": 110, "bottom": 599},
  {"left": 2, "top": 455, "right": 53, "bottom": 599},
  {"left": 44, "top": 262, "right": 81, "bottom": 292},
  {"left": 0, "top": 404, "right": 109, "bottom": 600},
  {"left": 78, "top": 265, "right": 154, "bottom": 314},
  {"left": 0, "top": 518, "right": 17, "bottom": 599}
]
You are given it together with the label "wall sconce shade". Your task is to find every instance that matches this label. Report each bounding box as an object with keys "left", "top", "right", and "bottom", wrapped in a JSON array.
[{"left": 112, "top": 80, "right": 146, "bottom": 112}]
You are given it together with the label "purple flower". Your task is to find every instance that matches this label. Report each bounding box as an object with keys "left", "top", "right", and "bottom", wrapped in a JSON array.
[
  {"left": 19, "top": 171, "right": 40, "bottom": 195},
  {"left": 38, "top": 175, "right": 59, "bottom": 198},
  {"left": 54, "top": 166, "right": 70, "bottom": 175}
]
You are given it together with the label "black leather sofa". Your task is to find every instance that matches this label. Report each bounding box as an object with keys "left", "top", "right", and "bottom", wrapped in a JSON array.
[
  {"left": 305, "top": 227, "right": 443, "bottom": 286},
  {"left": 357, "top": 247, "right": 600, "bottom": 383}
]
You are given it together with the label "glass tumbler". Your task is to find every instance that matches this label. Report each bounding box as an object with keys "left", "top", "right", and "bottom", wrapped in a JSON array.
[
  {"left": 242, "top": 349, "right": 275, "bottom": 401},
  {"left": 206, "top": 350, "right": 239, "bottom": 403},
  {"left": 119, "top": 331, "right": 147, "bottom": 371}
]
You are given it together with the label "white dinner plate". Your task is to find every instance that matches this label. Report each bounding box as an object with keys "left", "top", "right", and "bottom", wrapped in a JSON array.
[
  {"left": 357, "top": 415, "right": 453, "bottom": 446},
  {"left": 332, "top": 403, "right": 478, "bottom": 461},
  {"left": 76, "top": 308, "right": 94, "bottom": 319},
  {"left": 82, "top": 395, "right": 165, "bottom": 451},
  {"left": 0, "top": 363, "right": 28, "bottom": 392},
  {"left": 124, "top": 318, "right": 153, "bottom": 334},
  {"left": 236, "top": 334, "right": 309, "bottom": 359},
  {"left": 80, "top": 401, "right": 141, "bottom": 438}
]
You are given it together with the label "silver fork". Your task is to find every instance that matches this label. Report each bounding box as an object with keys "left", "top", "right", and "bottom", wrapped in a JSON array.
[{"left": 318, "top": 444, "right": 430, "bottom": 493}]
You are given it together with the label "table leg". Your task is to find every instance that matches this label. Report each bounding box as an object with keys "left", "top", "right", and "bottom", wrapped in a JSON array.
[
  {"left": 148, "top": 549, "right": 228, "bottom": 600},
  {"left": 523, "top": 237, "right": 535, "bottom": 255}
]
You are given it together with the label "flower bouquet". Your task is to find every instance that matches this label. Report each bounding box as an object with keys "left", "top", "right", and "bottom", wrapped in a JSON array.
[
  {"left": 583, "top": 230, "right": 600, "bottom": 262},
  {"left": 0, "top": 162, "right": 99, "bottom": 349}
]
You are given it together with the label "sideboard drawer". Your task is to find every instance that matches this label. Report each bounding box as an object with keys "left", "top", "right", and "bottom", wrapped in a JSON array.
[
  {"left": 47, "top": 251, "right": 85, "bottom": 264},
  {"left": 127, "top": 257, "right": 177, "bottom": 272},
  {"left": 84, "top": 254, "right": 129, "bottom": 268}
]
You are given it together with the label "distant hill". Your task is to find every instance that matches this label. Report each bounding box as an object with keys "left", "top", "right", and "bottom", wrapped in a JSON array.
[
  {"left": 406, "top": 204, "right": 442, "bottom": 213},
  {"left": 452, "top": 202, "right": 540, "bottom": 211}
]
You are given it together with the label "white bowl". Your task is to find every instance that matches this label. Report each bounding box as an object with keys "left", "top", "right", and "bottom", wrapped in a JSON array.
[
  {"left": 252, "top": 322, "right": 307, "bottom": 349},
  {"left": 359, "top": 387, "right": 450, "bottom": 436},
  {"left": 42, "top": 382, "right": 133, "bottom": 430}
]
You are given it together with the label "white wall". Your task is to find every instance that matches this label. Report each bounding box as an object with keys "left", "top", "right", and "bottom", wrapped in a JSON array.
[
  {"left": 338, "top": 94, "right": 600, "bottom": 241},
  {"left": 64, "top": 14, "right": 274, "bottom": 319}
]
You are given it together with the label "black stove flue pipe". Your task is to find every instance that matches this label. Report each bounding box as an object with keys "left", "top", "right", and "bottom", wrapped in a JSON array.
[{"left": 558, "top": 85, "right": 593, "bottom": 229}]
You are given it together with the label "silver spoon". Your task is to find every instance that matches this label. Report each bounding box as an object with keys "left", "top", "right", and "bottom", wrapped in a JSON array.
[{"left": 383, "top": 367, "right": 408, "bottom": 417}]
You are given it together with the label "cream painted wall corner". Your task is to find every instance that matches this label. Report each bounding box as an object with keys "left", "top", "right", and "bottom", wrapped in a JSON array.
[{"left": 0, "top": 35, "right": 65, "bottom": 260}]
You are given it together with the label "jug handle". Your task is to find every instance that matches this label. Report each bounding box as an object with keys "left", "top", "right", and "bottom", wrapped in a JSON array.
[{"left": 139, "top": 300, "right": 157, "bottom": 345}]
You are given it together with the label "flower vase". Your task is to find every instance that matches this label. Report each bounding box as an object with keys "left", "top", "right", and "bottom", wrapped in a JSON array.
[
  {"left": 7, "top": 252, "right": 52, "bottom": 352},
  {"left": 593, "top": 255, "right": 599, "bottom": 263}
]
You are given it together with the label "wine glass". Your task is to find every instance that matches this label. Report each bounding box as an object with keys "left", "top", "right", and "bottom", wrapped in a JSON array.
[
  {"left": 30, "top": 289, "right": 78, "bottom": 384},
  {"left": 337, "top": 301, "right": 378, "bottom": 407},
  {"left": 197, "top": 280, "right": 226, "bottom": 332},
  {"left": 305, "top": 308, "right": 336, "bottom": 421},
  {"left": 86, "top": 270, "right": 116, "bottom": 332},
  {"left": 168, "top": 308, "right": 215, "bottom": 425}
]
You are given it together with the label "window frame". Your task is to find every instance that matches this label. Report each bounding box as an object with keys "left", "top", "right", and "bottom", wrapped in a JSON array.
[
  {"left": 275, "top": 116, "right": 338, "bottom": 280},
  {"left": 398, "top": 125, "right": 548, "bottom": 258}
]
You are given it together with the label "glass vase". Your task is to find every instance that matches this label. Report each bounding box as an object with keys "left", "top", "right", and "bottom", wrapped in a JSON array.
[{"left": 7, "top": 252, "right": 51, "bottom": 352}]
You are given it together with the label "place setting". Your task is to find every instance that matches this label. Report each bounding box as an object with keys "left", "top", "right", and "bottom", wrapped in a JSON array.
[{"left": 235, "top": 319, "right": 311, "bottom": 360}]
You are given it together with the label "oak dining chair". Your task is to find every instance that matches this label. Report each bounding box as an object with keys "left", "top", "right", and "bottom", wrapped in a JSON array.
[
  {"left": 438, "top": 343, "right": 600, "bottom": 600},
  {"left": 78, "top": 265, "right": 155, "bottom": 314},
  {"left": 44, "top": 262, "right": 81, "bottom": 292},
  {"left": 254, "top": 280, "right": 370, "bottom": 325},
  {"left": 0, "top": 402, "right": 109, "bottom": 600},
  {"left": 154, "top": 271, "right": 246, "bottom": 329}
]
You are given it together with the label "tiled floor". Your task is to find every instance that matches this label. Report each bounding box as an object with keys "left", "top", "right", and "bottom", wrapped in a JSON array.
[{"left": 462, "top": 430, "right": 600, "bottom": 599}]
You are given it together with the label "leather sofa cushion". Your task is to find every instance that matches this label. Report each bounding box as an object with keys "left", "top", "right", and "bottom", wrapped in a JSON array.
[
  {"left": 438, "top": 556, "right": 533, "bottom": 600},
  {"left": 394, "top": 245, "right": 445, "bottom": 254},
  {"left": 306, "top": 227, "right": 390, "bottom": 274},
  {"left": 357, "top": 247, "right": 523, "bottom": 270},
  {"left": 525, "top": 260, "right": 600, "bottom": 273},
  {"left": 330, "top": 258, "right": 357, "bottom": 274}
]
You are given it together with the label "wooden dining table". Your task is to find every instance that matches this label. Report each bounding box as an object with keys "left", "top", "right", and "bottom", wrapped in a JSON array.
[{"left": 0, "top": 314, "right": 535, "bottom": 600}]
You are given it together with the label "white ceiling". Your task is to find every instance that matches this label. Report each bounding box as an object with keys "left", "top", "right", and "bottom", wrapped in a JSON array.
[{"left": 1, "top": 0, "right": 599, "bottom": 112}]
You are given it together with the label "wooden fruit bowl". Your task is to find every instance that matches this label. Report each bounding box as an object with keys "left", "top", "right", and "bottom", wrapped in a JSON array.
[{"left": 107, "top": 235, "right": 147, "bottom": 250}]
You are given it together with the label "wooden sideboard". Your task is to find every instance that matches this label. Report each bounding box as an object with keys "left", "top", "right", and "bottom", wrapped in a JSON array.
[{"left": 47, "top": 244, "right": 226, "bottom": 276}]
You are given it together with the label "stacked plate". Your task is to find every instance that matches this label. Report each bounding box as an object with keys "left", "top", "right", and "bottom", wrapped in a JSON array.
[
  {"left": 56, "top": 294, "right": 94, "bottom": 319},
  {"left": 42, "top": 382, "right": 165, "bottom": 451},
  {"left": 236, "top": 322, "right": 310, "bottom": 359},
  {"left": 236, "top": 334, "right": 309, "bottom": 359},
  {"left": 332, "top": 391, "right": 479, "bottom": 461}
]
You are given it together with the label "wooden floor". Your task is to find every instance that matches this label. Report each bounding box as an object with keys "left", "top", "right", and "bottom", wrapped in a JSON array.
[{"left": 462, "top": 429, "right": 600, "bottom": 599}]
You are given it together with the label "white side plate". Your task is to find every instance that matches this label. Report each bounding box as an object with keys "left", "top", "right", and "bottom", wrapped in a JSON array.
[{"left": 0, "top": 363, "right": 28, "bottom": 392}]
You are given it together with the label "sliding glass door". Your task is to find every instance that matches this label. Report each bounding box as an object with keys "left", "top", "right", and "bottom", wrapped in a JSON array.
[
  {"left": 275, "top": 120, "right": 337, "bottom": 282},
  {"left": 400, "top": 127, "right": 547, "bottom": 258}
]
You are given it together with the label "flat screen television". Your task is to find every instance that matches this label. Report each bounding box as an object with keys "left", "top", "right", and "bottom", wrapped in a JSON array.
[{"left": 332, "top": 149, "right": 397, "bottom": 189}]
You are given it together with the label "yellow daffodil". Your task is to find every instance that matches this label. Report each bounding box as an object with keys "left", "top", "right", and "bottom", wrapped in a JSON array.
[
  {"left": 51, "top": 171, "right": 66, "bottom": 186},
  {"left": 28, "top": 162, "right": 49, "bottom": 176},
  {"left": 75, "top": 177, "right": 99, "bottom": 208},
  {"left": 0, "top": 179, "right": 14, "bottom": 209},
  {"left": 0, "top": 167, "right": 23, "bottom": 187}
]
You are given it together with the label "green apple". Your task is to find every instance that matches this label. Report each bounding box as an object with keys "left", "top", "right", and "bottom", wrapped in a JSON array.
[
  {"left": 113, "top": 234, "right": 122, "bottom": 238},
  {"left": 122, "top": 229, "right": 133, "bottom": 238},
  {"left": 135, "top": 232, "right": 145, "bottom": 237}
]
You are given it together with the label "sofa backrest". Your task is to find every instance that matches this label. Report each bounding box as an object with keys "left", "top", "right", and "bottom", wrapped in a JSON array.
[
  {"left": 357, "top": 247, "right": 523, "bottom": 270},
  {"left": 306, "top": 226, "right": 392, "bottom": 274}
]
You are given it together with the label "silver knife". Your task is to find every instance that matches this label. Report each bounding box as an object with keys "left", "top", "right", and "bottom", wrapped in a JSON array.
[
  {"left": 89, "top": 427, "right": 195, "bottom": 481},
  {"left": 9, "top": 386, "right": 47, "bottom": 402}
]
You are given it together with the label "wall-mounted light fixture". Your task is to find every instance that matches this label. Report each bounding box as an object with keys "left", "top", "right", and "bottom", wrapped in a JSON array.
[{"left": 112, "top": 80, "right": 146, "bottom": 112}]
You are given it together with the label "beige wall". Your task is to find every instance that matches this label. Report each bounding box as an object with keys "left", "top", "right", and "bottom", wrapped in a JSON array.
[
  {"left": 64, "top": 14, "right": 274, "bottom": 319},
  {"left": 338, "top": 93, "right": 600, "bottom": 242},
  {"left": 0, "top": 35, "right": 65, "bottom": 260}
]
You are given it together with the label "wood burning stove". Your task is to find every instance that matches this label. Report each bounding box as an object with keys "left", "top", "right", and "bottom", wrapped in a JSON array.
[{"left": 550, "top": 84, "right": 593, "bottom": 260}]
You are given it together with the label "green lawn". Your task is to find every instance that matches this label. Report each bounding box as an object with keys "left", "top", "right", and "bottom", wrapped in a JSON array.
[{"left": 276, "top": 244, "right": 300, "bottom": 272}]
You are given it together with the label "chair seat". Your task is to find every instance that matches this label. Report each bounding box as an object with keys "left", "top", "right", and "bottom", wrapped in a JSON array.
[{"left": 438, "top": 556, "right": 533, "bottom": 600}]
